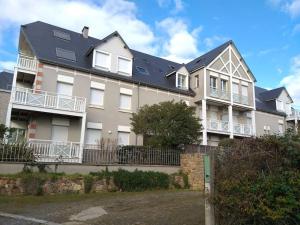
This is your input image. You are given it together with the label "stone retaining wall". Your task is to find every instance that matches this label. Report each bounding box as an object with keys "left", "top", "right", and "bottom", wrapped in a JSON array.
[{"left": 180, "top": 153, "right": 204, "bottom": 191}]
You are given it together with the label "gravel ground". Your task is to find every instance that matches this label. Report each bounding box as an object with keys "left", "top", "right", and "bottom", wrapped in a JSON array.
[{"left": 0, "top": 190, "right": 205, "bottom": 225}]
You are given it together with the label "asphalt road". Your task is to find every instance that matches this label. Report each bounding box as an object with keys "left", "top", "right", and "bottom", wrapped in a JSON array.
[{"left": 0, "top": 190, "right": 205, "bottom": 225}]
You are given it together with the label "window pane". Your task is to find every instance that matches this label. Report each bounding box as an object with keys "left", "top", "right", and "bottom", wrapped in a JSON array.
[
  {"left": 119, "top": 94, "right": 131, "bottom": 110},
  {"left": 118, "top": 132, "right": 129, "bottom": 146},
  {"left": 118, "top": 58, "right": 131, "bottom": 74},
  {"left": 221, "top": 80, "right": 227, "bottom": 91},
  {"left": 210, "top": 77, "right": 217, "bottom": 88},
  {"left": 233, "top": 83, "right": 239, "bottom": 94},
  {"left": 95, "top": 51, "right": 109, "bottom": 69},
  {"left": 90, "top": 89, "right": 104, "bottom": 106},
  {"left": 242, "top": 86, "right": 248, "bottom": 96},
  {"left": 57, "top": 82, "right": 73, "bottom": 97},
  {"left": 178, "top": 74, "right": 187, "bottom": 89},
  {"left": 86, "top": 129, "right": 101, "bottom": 145}
]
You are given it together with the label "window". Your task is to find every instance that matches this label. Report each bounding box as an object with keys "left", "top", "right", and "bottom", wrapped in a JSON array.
[
  {"left": 233, "top": 83, "right": 239, "bottom": 94},
  {"left": 277, "top": 100, "right": 284, "bottom": 111},
  {"left": 195, "top": 75, "right": 199, "bottom": 88},
  {"left": 94, "top": 51, "right": 110, "bottom": 70},
  {"left": 57, "top": 82, "right": 73, "bottom": 97},
  {"left": 264, "top": 125, "right": 271, "bottom": 134},
  {"left": 118, "top": 57, "right": 131, "bottom": 75},
  {"left": 118, "top": 132, "right": 130, "bottom": 146},
  {"left": 242, "top": 86, "right": 248, "bottom": 97},
  {"left": 286, "top": 103, "right": 292, "bottom": 115},
  {"left": 119, "top": 94, "right": 131, "bottom": 110},
  {"left": 9, "top": 128, "right": 26, "bottom": 143},
  {"left": 278, "top": 124, "right": 283, "bottom": 134},
  {"left": 177, "top": 74, "right": 188, "bottom": 89},
  {"left": 221, "top": 79, "right": 227, "bottom": 92},
  {"left": 90, "top": 88, "right": 104, "bottom": 106},
  {"left": 85, "top": 129, "right": 102, "bottom": 145},
  {"left": 210, "top": 76, "right": 217, "bottom": 89},
  {"left": 52, "top": 125, "right": 68, "bottom": 142}
]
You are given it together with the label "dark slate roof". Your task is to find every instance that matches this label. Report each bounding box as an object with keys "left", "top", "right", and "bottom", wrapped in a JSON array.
[
  {"left": 0, "top": 71, "right": 13, "bottom": 91},
  {"left": 259, "top": 87, "right": 292, "bottom": 101},
  {"left": 21, "top": 21, "right": 193, "bottom": 96},
  {"left": 186, "top": 41, "right": 232, "bottom": 72},
  {"left": 255, "top": 86, "right": 286, "bottom": 116}
]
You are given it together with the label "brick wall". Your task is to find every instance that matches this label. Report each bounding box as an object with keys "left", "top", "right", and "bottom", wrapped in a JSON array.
[{"left": 180, "top": 153, "right": 205, "bottom": 191}]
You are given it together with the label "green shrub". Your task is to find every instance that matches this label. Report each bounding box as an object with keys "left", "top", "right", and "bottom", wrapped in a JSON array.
[
  {"left": 20, "top": 172, "right": 47, "bottom": 196},
  {"left": 112, "top": 169, "right": 169, "bottom": 192},
  {"left": 214, "top": 134, "right": 300, "bottom": 225},
  {"left": 83, "top": 175, "right": 94, "bottom": 193}
]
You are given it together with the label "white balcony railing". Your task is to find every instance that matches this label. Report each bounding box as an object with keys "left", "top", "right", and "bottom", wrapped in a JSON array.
[
  {"left": 28, "top": 139, "right": 81, "bottom": 163},
  {"left": 287, "top": 108, "right": 300, "bottom": 120},
  {"left": 233, "top": 93, "right": 249, "bottom": 105},
  {"left": 233, "top": 123, "right": 252, "bottom": 136},
  {"left": 12, "top": 87, "right": 86, "bottom": 113},
  {"left": 209, "top": 87, "right": 230, "bottom": 100},
  {"left": 207, "top": 120, "right": 230, "bottom": 133},
  {"left": 17, "top": 54, "right": 38, "bottom": 72}
]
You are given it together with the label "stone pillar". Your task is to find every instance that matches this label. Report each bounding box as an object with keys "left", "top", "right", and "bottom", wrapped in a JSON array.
[{"left": 202, "top": 99, "right": 207, "bottom": 145}]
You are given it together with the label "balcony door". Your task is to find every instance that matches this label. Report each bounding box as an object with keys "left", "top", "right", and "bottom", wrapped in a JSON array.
[
  {"left": 51, "top": 124, "right": 70, "bottom": 157},
  {"left": 56, "top": 82, "right": 74, "bottom": 111}
]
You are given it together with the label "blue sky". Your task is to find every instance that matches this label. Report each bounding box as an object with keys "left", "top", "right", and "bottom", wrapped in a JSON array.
[{"left": 0, "top": 0, "right": 300, "bottom": 106}]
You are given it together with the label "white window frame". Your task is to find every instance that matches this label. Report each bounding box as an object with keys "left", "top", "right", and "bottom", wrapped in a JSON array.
[
  {"left": 242, "top": 85, "right": 248, "bottom": 97},
  {"left": 119, "top": 94, "right": 132, "bottom": 111},
  {"left": 85, "top": 122, "right": 103, "bottom": 145},
  {"left": 221, "top": 79, "right": 227, "bottom": 92},
  {"left": 93, "top": 50, "right": 111, "bottom": 71},
  {"left": 210, "top": 76, "right": 217, "bottom": 89},
  {"left": 89, "top": 88, "right": 104, "bottom": 107},
  {"left": 276, "top": 100, "right": 284, "bottom": 111},
  {"left": 195, "top": 75, "right": 199, "bottom": 88},
  {"left": 176, "top": 73, "right": 188, "bottom": 90},
  {"left": 117, "top": 56, "right": 132, "bottom": 76},
  {"left": 89, "top": 81, "right": 105, "bottom": 107},
  {"left": 56, "top": 81, "right": 73, "bottom": 97}
]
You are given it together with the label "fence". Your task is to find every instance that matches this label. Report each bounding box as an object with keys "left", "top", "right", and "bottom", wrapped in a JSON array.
[
  {"left": 0, "top": 143, "right": 181, "bottom": 166},
  {"left": 82, "top": 145, "right": 181, "bottom": 166}
]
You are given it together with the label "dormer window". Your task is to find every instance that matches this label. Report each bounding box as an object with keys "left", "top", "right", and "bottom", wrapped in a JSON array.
[
  {"left": 177, "top": 73, "right": 188, "bottom": 90},
  {"left": 93, "top": 50, "right": 111, "bottom": 71},
  {"left": 118, "top": 56, "right": 132, "bottom": 76},
  {"left": 277, "top": 100, "right": 284, "bottom": 111}
]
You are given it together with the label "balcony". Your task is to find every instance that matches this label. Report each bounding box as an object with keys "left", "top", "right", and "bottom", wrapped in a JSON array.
[
  {"left": 28, "top": 139, "right": 81, "bottom": 163},
  {"left": 17, "top": 54, "right": 38, "bottom": 73},
  {"left": 207, "top": 119, "right": 230, "bottom": 133},
  {"left": 209, "top": 87, "right": 230, "bottom": 101},
  {"left": 233, "top": 123, "right": 252, "bottom": 136},
  {"left": 12, "top": 87, "right": 86, "bottom": 114},
  {"left": 233, "top": 93, "right": 249, "bottom": 105},
  {"left": 286, "top": 109, "right": 300, "bottom": 121}
]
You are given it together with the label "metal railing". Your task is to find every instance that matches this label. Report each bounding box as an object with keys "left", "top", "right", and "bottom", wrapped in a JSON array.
[
  {"left": 28, "top": 139, "right": 81, "bottom": 163},
  {"left": 207, "top": 120, "right": 229, "bottom": 133},
  {"left": 287, "top": 108, "right": 300, "bottom": 120},
  {"left": 17, "top": 54, "right": 38, "bottom": 72},
  {"left": 233, "top": 123, "right": 252, "bottom": 136},
  {"left": 209, "top": 87, "right": 230, "bottom": 100},
  {"left": 0, "top": 143, "right": 36, "bottom": 162},
  {"left": 12, "top": 87, "right": 86, "bottom": 113},
  {"left": 82, "top": 145, "right": 181, "bottom": 166},
  {"left": 233, "top": 93, "right": 249, "bottom": 105}
]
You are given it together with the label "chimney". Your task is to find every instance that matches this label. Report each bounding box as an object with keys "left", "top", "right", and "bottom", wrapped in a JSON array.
[{"left": 82, "top": 26, "right": 89, "bottom": 38}]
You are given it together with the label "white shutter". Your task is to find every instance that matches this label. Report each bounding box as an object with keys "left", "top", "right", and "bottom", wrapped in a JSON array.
[
  {"left": 90, "top": 88, "right": 104, "bottom": 106},
  {"left": 118, "top": 57, "right": 131, "bottom": 74},
  {"left": 119, "top": 94, "right": 131, "bottom": 110},
  {"left": 95, "top": 51, "right": 110, "bottom": 69},
  {"left": 57, "top": 82, "right": 73, "bottom": 97},
  {"left": 52, "top": 125, "right": 68, "bottom": 142},
  {"left": 85, "top": 129, "right": 102, "bottom": 145},
  {"left": 118, "top": 132, "right": 130, "bottom": 146}
]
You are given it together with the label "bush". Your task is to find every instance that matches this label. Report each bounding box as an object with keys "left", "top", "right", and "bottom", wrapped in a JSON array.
[
  {"left": 20, "top": 172, "right": 47, "bottom": 195},
  {"left": 83, "top": 175, "right": 94, "bottom": 193},
  {"left": 214, "top": 134, "right": 300, "bottom": 225},
  {"left": 112, "top": 169, "right": 170, "bottom": 192}
]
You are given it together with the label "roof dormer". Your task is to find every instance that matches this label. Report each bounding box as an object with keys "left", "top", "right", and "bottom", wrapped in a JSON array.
[
  {"left": 90, "top": 31, "right": 133, "bottom": 76},
  {"left": 166, "top": 65, "right": 190, "bottom": 90}
]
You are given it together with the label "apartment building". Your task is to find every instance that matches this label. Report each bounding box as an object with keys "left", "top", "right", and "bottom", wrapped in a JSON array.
[{"left": 0, "top": 21, "right": 298, "bottom": 162}]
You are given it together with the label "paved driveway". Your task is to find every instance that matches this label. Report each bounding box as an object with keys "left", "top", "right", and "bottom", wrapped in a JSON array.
[{"left": 0, "top": 190, "right": 205, "bottom": 225}]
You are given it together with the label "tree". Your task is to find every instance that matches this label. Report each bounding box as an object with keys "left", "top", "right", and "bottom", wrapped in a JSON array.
[
  {"left": 0, "top": 124, "right": 14, "bottom": 143},
  {"left": 130, "top": 101, "right": 202, "bottom": 148}
]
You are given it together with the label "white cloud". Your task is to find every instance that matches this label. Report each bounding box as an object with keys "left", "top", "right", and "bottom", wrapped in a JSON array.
[
  {"left": 156, "top": 0, "right": 184, "bottom": 13},
  {"left": 0, "top": 60, "right": 15, "bottom": 71},
  {"left": 157, "top": 18, "right": 202, "bottom": 63},
  {"left": 203, "top": 35, "right": 228, "bottom": 48},
  {"left": 280, "top": 55, "right": 300, "bottom": 106},
  {"left": 0, "top": 0, "right": 157, "bottom": 54},
  {"left": 267, "top": 0, "right": 300, "bottom": 18},
  {"left": 173, "top": 0, "right": 184, "bottom": 13}
]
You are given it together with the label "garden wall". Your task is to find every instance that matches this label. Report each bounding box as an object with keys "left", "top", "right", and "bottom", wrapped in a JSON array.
[{"left": 180, "top": 153, "right": 205, "bottom": 191}]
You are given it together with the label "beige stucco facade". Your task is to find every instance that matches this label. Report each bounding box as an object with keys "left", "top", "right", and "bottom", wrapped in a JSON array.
[
  {"left": 255, "top": 111, "right": 286, "bottom": 137},
  {"left": 0, "top": 90, "right": 10, "bottom": 125}
]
